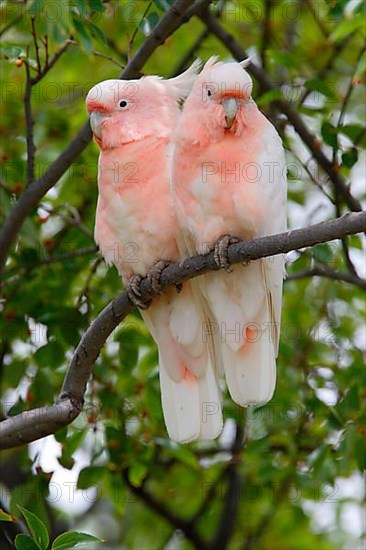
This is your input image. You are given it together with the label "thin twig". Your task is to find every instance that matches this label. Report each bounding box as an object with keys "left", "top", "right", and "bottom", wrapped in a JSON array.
[
  {"left": 31, "top": 40, "right": 73, "bottom": 86},
  {"left": 93, "top": 50, "right": 125, "bottom": 69},
  {"left": 333, "top": 43, "right": 366, "bottom": 167},
  {"left": 41, "top": 204, "right": 94, "bottom": 239},
  {"left": 40, "top": 35, "right": 49, "bottom": 70},
  {"left": 24, "top": 53, "right": 36, "bottom": 186},
  {"left": 286, "top": 266, "right": 366, "bottom": 289},
  {"left": 31, "top": 17, "right": 41, "bottom": 76},
  {"left": 77, "top": 256, "right": 104, "bottom": 311},
  {"left": 334, "top": 193, "right": 359, "bottom": 277},
  {"left": 127, "top": 0, "right": 154, "bottom": 60}
]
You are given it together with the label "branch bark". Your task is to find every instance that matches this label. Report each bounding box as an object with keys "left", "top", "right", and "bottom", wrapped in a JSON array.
[
  {"left": 0, "top": 0, "right": 210, "bottom": 276},
  {"left": 0, "top": 211, "right": 365, "bottom": 450}
]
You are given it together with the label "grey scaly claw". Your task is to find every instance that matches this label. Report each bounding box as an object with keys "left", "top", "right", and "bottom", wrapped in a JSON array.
[
  {"left": 127, "top": 275, "right": 149, "bottom": 309},
  {"left": 147, "top": 259, "right": 183, "bottom": 294},
  {"left": 214, "top": 235, "right": 240, "bottom": 271},
  {"left": 147, "top": 260, "right": 170, "bottom": 294}
]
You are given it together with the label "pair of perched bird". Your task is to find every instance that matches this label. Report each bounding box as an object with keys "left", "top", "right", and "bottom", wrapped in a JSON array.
[{"left": 85, "top": 56, "right": 287, "bottom": 443}]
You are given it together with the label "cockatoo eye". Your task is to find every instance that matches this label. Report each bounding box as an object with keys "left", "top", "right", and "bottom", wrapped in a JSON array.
[{"left": 118, "top": 99, "right": 129, "bottom": 109}]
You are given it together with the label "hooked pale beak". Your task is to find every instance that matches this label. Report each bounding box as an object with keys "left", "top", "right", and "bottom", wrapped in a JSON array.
[
  {"left": 89, "top": 111, "right": 104, "bottom": 139},
  {"left": 222, "top": 97, "right": 239, "bottom": 129}
]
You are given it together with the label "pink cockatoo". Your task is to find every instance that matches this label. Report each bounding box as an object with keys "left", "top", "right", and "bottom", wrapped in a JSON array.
[
  {"left": 172, "top": 57, "right": 287, "bottom": 407},
  {"left": 85, "top": 61, "right": 223, "bottom": 443}
]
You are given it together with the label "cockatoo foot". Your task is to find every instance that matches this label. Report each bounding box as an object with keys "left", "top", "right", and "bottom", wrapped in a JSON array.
[
  {"left": 147, "top": 260, "right": 170, "bottom": 294},
  {"left": 147, "top": 260, "right": 183, "bottom": 295},
  {"left": 127, "top": 275, "right": 150, "bottom": 310},
  {"left": 214, "top": 235, "right": 239, "bottom": 272}
]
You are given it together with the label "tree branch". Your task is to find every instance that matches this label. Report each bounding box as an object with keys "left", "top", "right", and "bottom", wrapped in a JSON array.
[
  {"left": 24, "top": 57, "right": 36, "bottom": 186},
  {"left": 0, "top": 212, "right": 365, "bottom": 450},
  {"left": 123, "top": 471, "right": 206, "bottom": 550},
  {"left": 209, "top": 424, "right": 244, "bottom": 550},
  {"left": 286, "top": 266, "right": 366, "bottom": 289},
  {"left": 0, "top": 0, "right": 210, "bottom": 276},
  {"left": 199, "top": 10, "right": 362, "bottom": 213},
  {"left": 30, "top": 40, "right": 73, "bottom": 86}
]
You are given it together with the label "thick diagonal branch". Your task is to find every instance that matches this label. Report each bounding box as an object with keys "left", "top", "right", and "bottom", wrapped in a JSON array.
[{"left": 0, "top": 211, "right": 365, "bottom": 450}]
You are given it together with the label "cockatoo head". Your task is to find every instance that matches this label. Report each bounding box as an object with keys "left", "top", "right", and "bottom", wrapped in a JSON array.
[
  {"left": 86, "top": 59, "right": 201, "bottom": 149},
  {"left": 185, "top": 56, "right": 253, "bottom": 132}
]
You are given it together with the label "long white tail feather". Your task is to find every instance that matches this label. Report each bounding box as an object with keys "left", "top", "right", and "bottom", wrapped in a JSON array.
[
  {"left": 159, "top": 359, "right": 200, "bottom": 442},
  {"left": 222, "top": 326, "right": 276, "bottom": 406},
  {"left": 201, "top": 262, "right": 277, "bottom": 405},
  {"left": 142, "top": 284, "right": 222, "bottom": 443},
  {"left": 160, "top": 354, "right": 222, "bottom": 443}
]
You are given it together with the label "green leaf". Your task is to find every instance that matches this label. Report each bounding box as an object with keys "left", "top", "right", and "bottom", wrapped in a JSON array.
[
  {"left": 128, "top": 462, "right": 148, "bottom": 487},
  {"left": 339, "top": 124, "right": 366, "bottom": 148},
  {"left": 7, "top": 398, "right": 25, "bottom": 416},
  {"left": 58, "top": 429, "right": 86, "bottom": 469},
  {"left": 118, "top": 338, "right": 138, "bottom": 371},
  {"left": 311, "top": 243, "right": 333, "bottom": 264},
  {"left": 256, "top": 88, "right": 283, "bottom": 106},
  {"left": 329, "top": 14, "right": 366, "bottom": 42},
  {"left": 338, "top": 385, "right": 360, "bottom": 416},
  {"left": 72, "top": 16, "right": 93, "bottom": 52},
  {"left": 269, "top": 51, "right": 295, "bottom": 69},
  {"left": 20, "top": 218, "right": 39, "bottom": 249},
  {"left": 0, "top": 508, "right": 15, "bottom": 522},
  {"left": 27, "top": 0, "right": 44, "bottom": 17},
  {"left": 355, "top": 432, "right": 366, "bottom": 471},
  {"left": 139, "top": 12, "right": 160, "bottom": 36},
  {"left": 77, "top": 466, "right": 105, "bottom": 489},
  {"left": 321, "top": 121, "right": 338, "bottom": 148},
  {"left": 87, "top": 0, "right": 106, "bottom": 13},
  {"left": 34, "top": 340, "right": 65, "bottom": 369},
  {"left": 15, "top": 534, "right": 41, "bottom": 550},
  {"left": 354, "top": 52, "right": 366, "bottom": 81},
  {"left": 18, "top": 506, "right": 49, "bottom": 550},
  {"left": 304, "top": 79, "right": 338, "bottom": 100},
  {"left": 87, "top": 22, "right": 107, "bottom": 44},
  {"left": 51, "top": 531, "right": 104, "bottom": 550},
  {"left": 153, "top": 0, "right": 174, "bottom": 11},
  {"left": 342, "top": 148, "right": 358, "bottom": 169}
]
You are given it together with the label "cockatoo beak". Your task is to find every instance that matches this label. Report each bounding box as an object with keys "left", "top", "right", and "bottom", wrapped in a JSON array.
[
  {"left": 222, "top": 97, "right": 239, "bottom": 129},
  {"left": 89, "top": 111, "right": 104, "bottom": 138}
]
